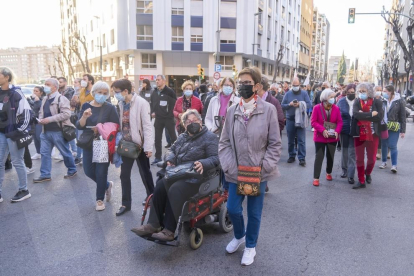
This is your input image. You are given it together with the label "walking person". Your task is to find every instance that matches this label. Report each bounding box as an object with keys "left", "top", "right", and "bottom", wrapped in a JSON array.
[
  {"left": 58, "top": 77, "right": 75, "bottom": 101},
  {"left": 33, "top": 78, "right": 77, "bottom": 183},
  {"left": 150, "top": 75, "right": 177, "bottom": 164},
  {"left": 337, "top": 84, "right": 357, "bottom": 184},
  {"left": 76, "top": 81, "right": 119, "bottom": 211},
  {"left": 0, "top": 67, "right": 32, "bottom": 203},
  {"left": 378, "top": 85, "right": 406, "bottom": 173},
  {"left": 30, "top": 86, "right": 45, "bottom": 160},
  {"left": 310, "top": 89, "right": 343, "bottom": 186},
  {"left": 258, "top": 76, "right": 285, "bottom": 134},
  {"left": 173, "top": 80, "right": 203, "bottom": 135},
  {"left": 139, "top": 79, "right": 153, "bottom": 103},
  {"left": 281, "top": 77, "right": 312, "bottom": 166},
  {"left": 112, "top": 79, "right": 155, "bottom": 216},
  {"left": 219, "top": 67, "right": 282, "bottom": 266},
  {"left": 351, "top": 83, "right": 384, "bottom": 189}
]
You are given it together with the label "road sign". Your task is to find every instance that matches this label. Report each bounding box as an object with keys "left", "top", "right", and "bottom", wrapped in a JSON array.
[
  {"left": 213, "top": 72, "right": 221, "bottom": 80},
  {"left": 215, "top": 64, "right": 222, "bottom": 72}
]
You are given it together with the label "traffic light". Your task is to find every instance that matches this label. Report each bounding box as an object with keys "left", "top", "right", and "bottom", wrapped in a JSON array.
[
  {"left": 197, "top": 64, "right": 201, "bottom": 75},
  {"left": 348, "top": 8, "right": 355, "bottom": 24},
  {"left": 200, "top": 68, "right": 205, "bottom": 79}
]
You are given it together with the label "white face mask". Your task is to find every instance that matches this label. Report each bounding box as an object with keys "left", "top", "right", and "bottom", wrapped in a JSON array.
[{"left": 81, "top": 80, "right": 87, "bottom": 88}]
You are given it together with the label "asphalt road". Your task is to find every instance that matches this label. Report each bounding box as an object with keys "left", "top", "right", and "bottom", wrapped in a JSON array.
[{"left": 1, "top": 123, "right": 414, "bottom": 276}]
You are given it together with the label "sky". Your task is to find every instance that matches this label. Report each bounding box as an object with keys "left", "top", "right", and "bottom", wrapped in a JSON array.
[
  {"left": 314, "top": 0, "right": 393, "bottom": 67},
  {"left": 1, "top": 0, "right": 393, "bottom": 68}
]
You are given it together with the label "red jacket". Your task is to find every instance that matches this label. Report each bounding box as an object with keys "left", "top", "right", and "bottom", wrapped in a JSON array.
[
  {"left": 311, "top": 103, "right": 343, "bottom": 143},
  {"left": 173, "top": 96, "right": 203, "bottom": 128}
]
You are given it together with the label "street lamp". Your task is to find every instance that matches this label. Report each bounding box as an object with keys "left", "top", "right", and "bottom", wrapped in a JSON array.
[
  {"left": 252, "top": 12, "right": 262, "bottom": 66},
  {"left": 94, "top": 15, "right": 103, "bottom": 81}
]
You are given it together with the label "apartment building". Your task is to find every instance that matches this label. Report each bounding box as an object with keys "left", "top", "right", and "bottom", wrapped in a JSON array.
[{"left": 310, "top": 7, "right": 329, "bottom": 82}]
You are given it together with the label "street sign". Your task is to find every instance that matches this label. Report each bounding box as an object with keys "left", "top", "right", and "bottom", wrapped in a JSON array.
[
  {"left": 215, "top": 64, "right": 222, "bottom": 72},
  {"left": 410, "top": 75, "right": 413, "bottom": 82},
  {"left": 213, "top": 72, "right": 221, "bottom": 80}
]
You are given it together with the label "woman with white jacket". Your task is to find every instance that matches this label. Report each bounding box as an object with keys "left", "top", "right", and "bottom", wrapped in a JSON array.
[
  {"left": 112, "top": 79, "right": 155, "bottom": 216},
  {"left": 205, "top": 77, "right": 240, "bottom": 134}
]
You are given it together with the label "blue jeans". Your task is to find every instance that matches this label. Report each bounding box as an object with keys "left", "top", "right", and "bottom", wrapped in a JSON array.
[
  {"left": 40, "top": 131, "right": 77, "bottom": 178},
  {"left": 83, "top": 149, "right": 110, "bottom": 201},
  {"left": 227, "top": 182, "right": 267, "bottom": 248},
  {"left": 221, "top": 171, "right": 230, "bottom": 190},
  {"left": 76, "top": 129, "right": 83, "bottom": 159},
  {"left": 286, "top": 119, "right": 306, "bottom": 160},
  {"left": 381, "top": 130, "right": 400, "bottom": 166},
  {"left": 34, "top": 124, "right": 42, "bottom": 154},
  {"left": 69, "top": 139, "right": 77, "bottom": 155},
  {"left": 0, "top": 132, "right": 28, "bottom": 193},
  {"left": 340, "top": 134, "right": 356, "bottom": 178}
]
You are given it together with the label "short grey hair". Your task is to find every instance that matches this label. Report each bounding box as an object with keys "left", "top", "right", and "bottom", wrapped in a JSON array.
[
  {"left": 357, "top": 82, "right": 375, "bottom": 98},
  {"left": 181, "top": 109, "right": 202, "bottom": 125},
  {"left": 156, "top": 75, "right": 166, "bottom": 80},
  {"left": 0, "top": 66, "right": 15, "bottom": 83},
  {"left": 45, "top": 78, "right": 59, "bottom": 89},
  {"left": 322, "top": 81, "right": 331, "bottom": 88},
  {"left": 91, "top": 81, "right": 110, "bottom": 95},
  {"left": 374, "top": 85, "right": 382, "bottom": 91},
  {"left": 320, "top": 88, "right": 335, "bottom": 102},
  {"left": 270, "top": 83, "right": 279, "bottom": 89}
]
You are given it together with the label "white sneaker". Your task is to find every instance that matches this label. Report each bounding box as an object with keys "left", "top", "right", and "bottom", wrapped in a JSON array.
[
  {"left": 105, "top": 181, "right": 113, "bottom": 202},
  {"left": 96, "top": 200, "right": 105, "bottom": 211},
  {"left": 0, "top": 194, "right": 3, "bottom": 203},
  {"left": 72, "top": 151, "right": 77, "bottom": 157},
  {"left": 379, "top": 163, "right": 387, "bottom": 169},
  {"left": 31, "top": 153, "right": 41, "bottom": 160},
  {"left": 26, "top": 168, "right": 35, "bottom": 174},
  {"left": 226, "top": 236, "right": 245, "bottom": 254},
  {"left": 311, "top": 128, "right": 315, "bottom": 132},
  {"left": 241, "top": 247, "right": 256, "bottom": 266},
  {"left": 391, "top": 166, "right": 397, "bottom": 173}
]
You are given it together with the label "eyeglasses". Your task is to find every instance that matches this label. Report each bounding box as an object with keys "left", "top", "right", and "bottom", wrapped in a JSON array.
[{"left": 358, "top": 90, "right": 367, "bottom": 93}]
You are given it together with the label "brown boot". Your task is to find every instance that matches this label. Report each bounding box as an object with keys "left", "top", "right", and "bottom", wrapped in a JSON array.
[
  {"left": 151, "top": 229, "right": 175, "bottom": 241},
  {"left": 131, "top": 224, "right": 161, "bottom": 237}
]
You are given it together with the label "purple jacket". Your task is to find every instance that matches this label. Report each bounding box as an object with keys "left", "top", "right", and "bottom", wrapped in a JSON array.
[
  {"left": 265, "top": 92, "right": 285, "bottom": 131},
  {"left": 311, "top": 103, "right": 343, "bottom": 143}
]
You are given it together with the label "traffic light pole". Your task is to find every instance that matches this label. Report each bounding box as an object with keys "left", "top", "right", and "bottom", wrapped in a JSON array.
[{"left": 355, "top": 12, "right": 414, "bottom": 21}]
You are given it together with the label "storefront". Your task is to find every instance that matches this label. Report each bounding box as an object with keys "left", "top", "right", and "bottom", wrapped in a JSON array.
[{"left": 167, "top": 75, "right": 202, "bottom": 97}]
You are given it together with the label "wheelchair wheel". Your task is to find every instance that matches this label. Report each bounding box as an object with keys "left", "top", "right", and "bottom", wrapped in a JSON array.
[
  {"left": 219, "top": 204, "right": 233, "bottom": 233},
  {"left": 189, "top": 228, "right": 203, "bottom": 250}
]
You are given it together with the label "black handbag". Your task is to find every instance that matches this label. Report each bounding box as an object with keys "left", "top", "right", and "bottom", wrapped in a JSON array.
[
  {"left": 117, "top": 139, "right": 142, "bottom": 159},
  {"left": 57, "top": 96, "right": 76, "bottom": 141},
  {"left": 164, "top": 162, "right": 202, "bottom": 185},
  {"left": 5, "top": 130, "right": 33, "bottom": 149},
  {"left": 76, "top": 131, "right": 95, "bottom": 149}
]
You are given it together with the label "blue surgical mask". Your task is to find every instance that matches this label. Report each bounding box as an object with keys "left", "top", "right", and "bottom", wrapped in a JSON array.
[
  {"left": 44, "top": 86, "right": 52, "bottom": 95},
  {"left": 222, "top": 85, "right": 233, "bottom": 96},
  {"left": 292, "top": 86, "right": 300, "bottom": 92},
  {"left": 359, "top": 93, "right": 368, "bottom": 100},
  {"left": 94, "top": 93, "right": 108, "bottom": 104},
  {"left": 184, "top": 90, "right": 193, "bottom": 97},
  {"left": 115, "top": 92, "right": 124, "bottom": 102},
  {"left": 382, "top": 93, "right": 389, "bottom": 99},
  {"left": 328, "top": 98, "right": 335, "bottom": 105}
]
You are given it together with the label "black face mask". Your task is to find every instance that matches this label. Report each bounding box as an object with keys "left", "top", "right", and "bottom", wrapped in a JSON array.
[
  {"left": 187, "top": 122, "right": 201, "bottom": 134},
  {"left": 347, "top": 94, "right": 355, "bottom": 101},
  {"left": 321, "top": 87, "right": 326, "bottom": 91},
  {"left": 238, "top": 84, "right": 255, "bottom": 99},
  {"left": 270, "top": 90, "right": 276, "bottom": 96}
]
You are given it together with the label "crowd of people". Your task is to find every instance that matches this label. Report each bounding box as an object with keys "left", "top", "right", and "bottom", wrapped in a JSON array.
[{"left": 0, "top": 65, "right": 408, "bottom": 266}]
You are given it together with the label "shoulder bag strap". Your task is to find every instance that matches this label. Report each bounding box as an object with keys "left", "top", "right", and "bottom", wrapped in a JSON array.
[
  {"left": 319, "top": 104, "right": 327, "bottom": 122},
  {"left": 57, "top": 95, "right": 64, "bottom": 130},
  {"left": 232, "top": 113, "right": 239, "bottom": 167}
]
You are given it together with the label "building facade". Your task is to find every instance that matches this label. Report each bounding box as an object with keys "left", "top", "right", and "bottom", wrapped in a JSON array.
[
  {"left": 60, "top": 0, "right": 302, "bottom": 92},
  {"left": 298, "top": 0, "right": 313, "bottom": 82},
  {"left": 310, "top": 7, "right": 329, "bottom": 83},
  {"left": 327, "top": 55, "right": 350, "bottom": 84},
  {"left": 0, "top": 46, "right": 62, "bottom": 84}
]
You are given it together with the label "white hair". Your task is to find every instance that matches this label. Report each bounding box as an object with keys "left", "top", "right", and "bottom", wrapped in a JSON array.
[
  {"left": 156, "top": 75, "right": 166, "bottom": 80},
  {"left": 45, "top": 78, "right": 59, "bottom": 89},
  {"left": 0, "top": 66, "right": 16, "bottom": 84},
  {"left": 322, "top": 81, "right": 331, "bottom": 88},
  {"left": 91, "top": 81, "right": 110, "bottom": 95},
  {"left": 320, "top": 88, "right": 335, "bottom": 102},
  {"left": 270, "top": 83, "right": 279, "bottom": 89},
  {"left": 357, "top": 82, "right": 375, "bottom": 98},
  {"left": 181, "top": 109, "right": 202, "bottom": 125}
]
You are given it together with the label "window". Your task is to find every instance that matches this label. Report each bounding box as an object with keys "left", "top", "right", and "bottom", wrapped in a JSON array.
[
  {"left": 137, "top": 25, "right": 153, "bottom": 41},
  {"left": 191, "top": 27, "right": 203, "bottom": 43},
  {"left": 281, "top": 26, "right": 284, "bottom": 42},
  {"left": 110, "top": 29, "right": 115, "bottom": 45},
  {"left": 220, "top": 29, "right": 236, "bottom": 43},
  {"left": 282, "top": 6, "right": 285, "bottom": 19},
  {"left": 90, "top": 20, "right": 93, "bottom": 32},
  {"left": 103, "top": 34, "right": 106, "bottom": 47},
  {"left": 288, "top": 31, "right": 290, "bottom": 42},
  {"left": 137, "top": 1, "right": 153, "bottom": 13},
  {"left": 221, "top": 1, "right": 237, "bottom": 17},
  {"left": 258, "top": 8, "right": 263, "bottom": 26},
  {"left": 262, "top": 62, "right": 266, "bottom": 74},
  {"left": 288, "top": 13, "right": 291, "bottom": 24},
  {"left": 268, "top": 64, "right": 274, "bottom": 75},
  {"left": 219, "top": 56, "right": 234, "bottom": 71},
  {"left": 257, "top": 34, "right": 262, "bottom": 49},
  {"left": 172, "top": 0, "right": 184, "bottom": 14},
  {"left": 91, "top": 40, "right": 94, "bottom": 51},
  {"left": 172, "top": 26, "right": 184, "bottom": 42},
  {"left": 141, "top": 53, "right": 156, "bottom": 69},
  {"left": 275, "top": 0, "right": 278, "bottom": 13},
  {"left": 254, "top": 60, "right": 259, "bottom": 67},
  {"left": 191, "top": 0, "right": 203, "bottom": 16},
  {"left": 267, "top": 39, "right": 270, "bottom": 52}
]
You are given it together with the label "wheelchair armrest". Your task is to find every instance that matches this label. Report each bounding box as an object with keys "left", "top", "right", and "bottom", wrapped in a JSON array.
[{"left": 157, "top": 161, "right": 166, "bottom": 168}]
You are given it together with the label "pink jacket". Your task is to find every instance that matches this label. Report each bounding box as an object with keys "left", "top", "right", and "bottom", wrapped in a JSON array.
[
  {"left": 311, "top": 103, "right": 343, "bottom": 143},
  {"left": 96, "top": 122, "right": 119, "bottom": 140}
]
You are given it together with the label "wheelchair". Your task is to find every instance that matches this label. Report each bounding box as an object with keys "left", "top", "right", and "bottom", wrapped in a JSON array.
[{"left": 138, "top": 162, "right": 233, "bottom": 250}]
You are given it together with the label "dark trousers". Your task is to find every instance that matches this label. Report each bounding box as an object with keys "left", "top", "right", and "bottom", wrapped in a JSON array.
[
  {"left": 83, "top": 149, "right": 110, "bottom": 201},
  {"left": 154, "top": 118, "right": 177, "bottom": 159},
  {"left": 313, "top": 142, "right": 336, "bottom": 179},
  {"left": 165, "top": 127, "right": 171, "bottom": 145},
  {"left": 152, "top": 178, "right": 201, "bottom": 232},
  {"left": 120, "top": 151, "right": 155, "bottom": 207},
  {"left": 24, "top": 146, "right": 32, "bottom": 169}
]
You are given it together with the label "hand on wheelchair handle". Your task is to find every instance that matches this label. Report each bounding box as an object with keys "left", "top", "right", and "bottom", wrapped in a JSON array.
[
  {"left": 167, "top": 161, "right": 174, "bottom": 167},
  {"left": 194, "top": 161, "right": 203, "bottom": 174}
]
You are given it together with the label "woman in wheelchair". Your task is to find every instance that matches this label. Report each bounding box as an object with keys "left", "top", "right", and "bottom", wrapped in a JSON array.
[{"left": 131, "top": 109, "right": 220, "bottom": 241}]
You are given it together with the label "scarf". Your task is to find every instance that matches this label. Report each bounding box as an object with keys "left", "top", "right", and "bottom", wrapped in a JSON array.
[
  {"left": 239, "top": 95, "right": 258, "bottom": 124},
  {"left": 357, "top": 99, "right": 373, "bottom": 141},
  {"left": 183, "top": 96, "right": 191, "bottom": 112}
]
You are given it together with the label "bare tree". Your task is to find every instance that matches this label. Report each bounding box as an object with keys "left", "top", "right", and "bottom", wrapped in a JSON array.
[
  {"left": 69, "top": 38, "right": 88, "bottom": 73},
  {"left": 55, "top": 55, "right": 65, "bottom": 77},
  {"left": 59, "top": 40, "right": 75, "bottom": 80},
  {"left": 272, "top": 44, "right": 285, "bottom": 83},
  {"left": 73, "top": 33, "right": 91, "bottom": 73},
  {"left": 382, "top": 5, "right": 414, "bottom": 92}
]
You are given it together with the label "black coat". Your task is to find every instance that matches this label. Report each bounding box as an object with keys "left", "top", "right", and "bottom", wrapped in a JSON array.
[
  {"left": 150, "top": 86, "right": 177, "bottom": 119},
  {"left": 351, "top": 98, "right": 384, "bottom": 137},
  {"left": 165, "top": 126, "right": 219, "bottom": 172},
  {"left": 387, "top": 98, "right": 406, "bottom": 133}
]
